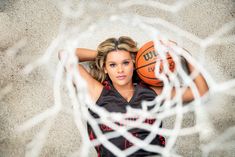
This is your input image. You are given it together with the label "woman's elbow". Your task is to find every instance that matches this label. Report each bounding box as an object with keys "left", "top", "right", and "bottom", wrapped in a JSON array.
[{"left": 199, "top": 85, "right": 209, "bottom": 97}]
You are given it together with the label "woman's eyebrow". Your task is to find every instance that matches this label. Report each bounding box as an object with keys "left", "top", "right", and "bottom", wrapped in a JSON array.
[
  {"left": 106, "top": 59, "right": 132, "bottom": 63},
  {"left": 106, "top": 61, "right": 116, "bottom": 64}
]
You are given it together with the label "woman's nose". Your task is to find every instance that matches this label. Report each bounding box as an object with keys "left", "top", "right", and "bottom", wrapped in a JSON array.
[{"left": 117, "top": 65, "right": 124, "bottom": 73}]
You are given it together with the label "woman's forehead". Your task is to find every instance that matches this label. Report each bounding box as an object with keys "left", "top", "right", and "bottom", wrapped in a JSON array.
[{"left": 106, "top": 50, "right": 132, "bottom": 62}]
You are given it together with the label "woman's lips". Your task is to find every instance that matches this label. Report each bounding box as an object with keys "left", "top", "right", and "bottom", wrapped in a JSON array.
[{"left": 116, "top": 75, "right": 126, "bottom": 80}]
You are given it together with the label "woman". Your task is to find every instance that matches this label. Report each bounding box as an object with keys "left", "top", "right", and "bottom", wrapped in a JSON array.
[{"left": 62, "top": 36, "right": 208, "bottom": 156}]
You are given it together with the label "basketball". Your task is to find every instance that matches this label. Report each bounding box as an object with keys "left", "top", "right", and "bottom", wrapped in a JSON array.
[{"left": 135, "top": 41, "right": 175, "bottom": 87}]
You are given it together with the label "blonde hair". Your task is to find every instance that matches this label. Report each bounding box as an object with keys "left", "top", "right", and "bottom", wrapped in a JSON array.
[{"left": 90, "top": 36, "right": 138, "bottom": 82}]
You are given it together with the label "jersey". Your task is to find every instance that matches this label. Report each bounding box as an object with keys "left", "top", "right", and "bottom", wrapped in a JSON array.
[{"left": 87, "top": 80, "right": 165, "bottom": 157}]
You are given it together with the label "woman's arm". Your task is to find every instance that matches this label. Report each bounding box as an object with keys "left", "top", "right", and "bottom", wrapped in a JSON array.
[
  {"left": 75, "top": 48, "right": 103, "bottom": 101},
  {"left": 75, "top": 48, "right": 97, "bottom": 62},
  {"left": 178, "top": 62, "right": 209, "bottom": 103},
  {"left": 149, "top": 40, "right": 209, "bottom": 103},
  {"left": 151, "top": 60, "right": 209, "bottom": 103},
  {"left": 58, "top": 48, "right": 102, "bottom": 102},
  {"left": 77, "top": 64, "right": 103, "bottom": 102}
]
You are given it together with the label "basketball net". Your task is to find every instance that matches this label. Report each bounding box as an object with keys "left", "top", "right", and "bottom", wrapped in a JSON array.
[{"left": 13, "top": 1, "right": 235, "bottom": 157}]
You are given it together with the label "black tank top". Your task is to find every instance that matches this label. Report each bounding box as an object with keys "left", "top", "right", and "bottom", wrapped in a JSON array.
[{"left": 88, "top": 81, "right": 165, "bottom": 157}]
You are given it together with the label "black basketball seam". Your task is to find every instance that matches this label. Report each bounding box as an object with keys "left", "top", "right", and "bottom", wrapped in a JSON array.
[
  {"left": 137, "top": 71, "right": 160, "bottom": 80},
  {"left": 136, "top": 56, "right": 173, "bottom": 70},
  {"left": 136, "top": 61, "right": 156, "bottom": 71}
]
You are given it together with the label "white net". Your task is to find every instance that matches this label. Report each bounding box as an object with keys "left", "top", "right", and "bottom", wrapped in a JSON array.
[{"left": 1, "top": 0, "right": 234, "bottom": 157}]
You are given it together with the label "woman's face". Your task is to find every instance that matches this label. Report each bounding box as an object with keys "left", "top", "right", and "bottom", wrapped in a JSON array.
[{"left": 104, "top": 50, "right": 134, "bottom": 87}]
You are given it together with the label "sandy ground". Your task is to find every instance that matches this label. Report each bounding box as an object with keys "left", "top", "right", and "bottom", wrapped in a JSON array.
[{"left": 0, "top": 0, "right": 235, "bottom": 157}]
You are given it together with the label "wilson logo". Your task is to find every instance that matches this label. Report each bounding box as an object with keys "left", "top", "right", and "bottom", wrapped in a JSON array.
[{"left": 143, "top": 51, "right": 157, "bottom": 61}]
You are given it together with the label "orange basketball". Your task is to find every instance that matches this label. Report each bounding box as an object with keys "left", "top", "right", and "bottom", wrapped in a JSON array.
[{"left": 136, "top": 41, "right": 175, "bottom": 87}]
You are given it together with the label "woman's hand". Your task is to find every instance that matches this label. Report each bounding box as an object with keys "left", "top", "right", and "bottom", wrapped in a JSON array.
[{"left": 58, "top": 49, "right": 72, "bottom": 72}]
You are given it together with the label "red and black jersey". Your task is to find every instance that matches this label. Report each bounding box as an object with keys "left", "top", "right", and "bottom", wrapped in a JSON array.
[{"left": 87, "top": 80, "right": 165, "bottom": 157}]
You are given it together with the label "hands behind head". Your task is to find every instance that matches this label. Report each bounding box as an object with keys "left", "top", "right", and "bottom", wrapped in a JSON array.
[{"left": 58, "top": 50, "right": 73, "bottom": 73}]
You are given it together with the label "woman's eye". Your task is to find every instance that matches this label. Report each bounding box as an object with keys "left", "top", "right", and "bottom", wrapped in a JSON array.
[
  {"left": 109, "top": 64, "right": 116, "bottom": 67},
  {"left": 123, "top": 61, "right": 129, "bottom": 65}
]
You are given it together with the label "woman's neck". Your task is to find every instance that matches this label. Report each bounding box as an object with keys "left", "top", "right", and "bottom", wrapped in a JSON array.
[
  {"left": 113, "top": 81, "right": 133, "bottom": 92},
  {"left": 113, "top": 82, "right": 135, "bottom": 102}
]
